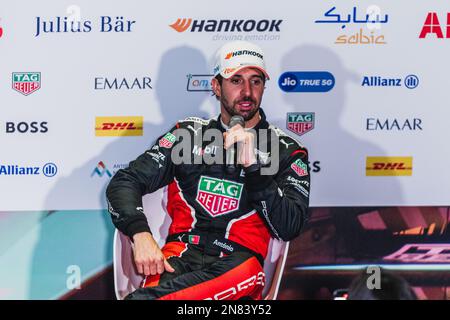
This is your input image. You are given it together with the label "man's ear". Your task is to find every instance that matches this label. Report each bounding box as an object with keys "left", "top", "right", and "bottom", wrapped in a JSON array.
[{"left": 211, "top": 78, "right": 221, "bottom": 98}]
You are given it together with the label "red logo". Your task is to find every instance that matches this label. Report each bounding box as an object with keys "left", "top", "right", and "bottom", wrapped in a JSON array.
[{"left": 419, "top": 12, "right": 450, "bottom": 38}]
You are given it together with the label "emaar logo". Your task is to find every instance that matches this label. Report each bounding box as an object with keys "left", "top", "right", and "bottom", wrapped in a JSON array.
[{"left": 279, "top": 72, "right": 335, "bottom": 92}]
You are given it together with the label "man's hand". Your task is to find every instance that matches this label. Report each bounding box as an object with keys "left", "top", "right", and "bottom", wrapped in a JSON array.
[
  {"left": 223, "top": 124, "right": 257, "bottom": 167},
  {"left": 132, "top": 232, "right": 175, "bottom": 276}
]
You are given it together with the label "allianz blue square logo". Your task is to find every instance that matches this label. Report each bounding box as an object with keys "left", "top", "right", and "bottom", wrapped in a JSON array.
[{"left": 278, "top": 72, "right": 335, "bottom": 92}]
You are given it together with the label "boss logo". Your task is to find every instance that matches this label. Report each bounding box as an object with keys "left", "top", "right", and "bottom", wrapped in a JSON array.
[{"left": 6, "top": 121, "right": 48, "bottom": 133}]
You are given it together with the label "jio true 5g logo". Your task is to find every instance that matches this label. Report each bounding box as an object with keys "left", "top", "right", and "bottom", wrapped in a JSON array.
[{"left": 279, "top": 72, "right": 335, "bottom": 92}]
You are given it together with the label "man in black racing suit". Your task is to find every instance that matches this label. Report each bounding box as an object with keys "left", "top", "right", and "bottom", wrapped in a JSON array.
[{"left": 106, "top": 40, "right": 310, "bottom": 300}]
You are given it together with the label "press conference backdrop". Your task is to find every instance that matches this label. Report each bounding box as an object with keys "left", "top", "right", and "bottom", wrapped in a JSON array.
[{"left": 1, "top": 0, "right": 449, "bottom": 299}]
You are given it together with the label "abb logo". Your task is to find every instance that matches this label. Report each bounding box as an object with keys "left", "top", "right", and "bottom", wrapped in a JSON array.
[
  {"left": 100, "top": 122, "right": 138, "bottom": 130},
  {"left": 419, "top": 12, "right": 450, "bottom": 38},
  {"left": 204, "top": 271, "right": 265, "bottom": 300}
]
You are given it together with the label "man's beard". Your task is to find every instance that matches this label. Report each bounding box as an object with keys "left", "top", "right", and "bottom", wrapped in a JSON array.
[{"left": 221, "top": 96, "right": 259, "bottom": 121}]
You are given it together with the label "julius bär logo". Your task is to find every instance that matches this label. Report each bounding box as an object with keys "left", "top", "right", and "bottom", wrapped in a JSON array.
[
  {"left": 287, "top": 113, "right": 315, "bottom": 136},
  {"left": 159, "top": 132, "right": 177, "bottom": 148},
  {"left": 196, "top": 176, "right": 243, "bottom": 217},
  {"left": 12, "top": 72, "right": 41, "bottom": 96},
  {"left": 291, "top": 159, "right": 308, "bottom": 177},
  {"left": 95, "top": 116, "right": 143, "bottom": 136}
]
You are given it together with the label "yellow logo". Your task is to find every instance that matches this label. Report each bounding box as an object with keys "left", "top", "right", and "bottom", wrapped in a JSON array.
[
  {"left": 95, "top": 116, "right": 143, "bottom": 136},
  {"left": 366, "top": 157, "right": 413, "bottom": 176}
]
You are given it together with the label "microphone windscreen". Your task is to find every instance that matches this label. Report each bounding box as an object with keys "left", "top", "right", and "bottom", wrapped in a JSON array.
[{"left": 229, "top": 115, "right": 245, "bottom": 128}]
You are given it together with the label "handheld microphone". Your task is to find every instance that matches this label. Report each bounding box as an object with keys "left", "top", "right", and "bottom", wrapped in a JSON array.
[{"left": 226, "top": 115, "right": 245, "bottom": 173}]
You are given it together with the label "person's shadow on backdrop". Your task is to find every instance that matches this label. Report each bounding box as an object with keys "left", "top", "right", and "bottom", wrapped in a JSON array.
[
  {"left": 29, "top": 46, "right": 214, "bottom": 299},
  {"left": 273, "top": 44, "right": 404, "bottom": 267}
]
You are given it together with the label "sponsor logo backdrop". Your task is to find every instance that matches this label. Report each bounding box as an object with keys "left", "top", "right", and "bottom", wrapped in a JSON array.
[{"left": 1, "top": 0, "right": 449, "bottom": 209}]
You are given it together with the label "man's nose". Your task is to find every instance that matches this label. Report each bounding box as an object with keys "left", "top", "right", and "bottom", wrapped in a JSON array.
[{"left": 241, "top": 80, "right": 252, "bottom": 97}]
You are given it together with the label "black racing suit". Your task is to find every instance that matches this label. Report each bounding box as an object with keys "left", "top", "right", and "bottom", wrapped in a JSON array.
[{"left": 106, "top": 108, "right": 310, "bottom": 300}]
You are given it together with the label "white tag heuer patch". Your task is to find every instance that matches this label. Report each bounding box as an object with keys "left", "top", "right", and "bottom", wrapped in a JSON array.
[{"left": 196, "top": 176, "right": 243, "bottom": 217}]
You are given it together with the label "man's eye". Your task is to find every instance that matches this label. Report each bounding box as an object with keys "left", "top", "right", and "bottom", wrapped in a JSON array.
[
  {"left": 231, "top": 78, "right": 241, "bottom": 84},
  {"left": 252, "top": 79, "right": 262, "bottom": 85}
]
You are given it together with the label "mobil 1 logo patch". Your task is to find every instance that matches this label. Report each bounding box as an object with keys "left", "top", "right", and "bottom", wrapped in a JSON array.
[{"left": 287, "top": 112, "right": 315, "bottom": 136}]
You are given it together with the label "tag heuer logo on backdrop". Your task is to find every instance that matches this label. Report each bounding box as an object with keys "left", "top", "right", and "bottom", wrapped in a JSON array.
[
  {"left": 287, "top": 112, "right": 315, "bottom": 136},
  {"left": 12, "top": 72, "right": 41, "bottom": 95},
  {"left": 196, "top": 176, "right": 243, "bottom": 217},
  {"left": 159, "top": 132, "right": 176, "bottom": 148},
  {"left": 291, "top": 158, "right": 308, "bottom": 177}
]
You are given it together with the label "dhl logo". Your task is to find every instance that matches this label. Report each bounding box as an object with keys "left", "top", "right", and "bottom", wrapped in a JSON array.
[
  {"left": 169, "top": 18, "right": 192, "bottom": 32},
  {"left": 95, "top": 116, "right": 143, "bottom": 137},
  {"left": 366, "top": 157, "right": 413, "bottom": 176}
]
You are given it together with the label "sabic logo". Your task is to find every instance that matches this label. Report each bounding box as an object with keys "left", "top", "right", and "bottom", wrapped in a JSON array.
[
  {"left": 169, "top": 18, "right": 282, "bottom": 33},
  {"left": 95, "top": 116, "right": 143, "bottom": 136},
  {"left": 419, "top": 12, "right": 450, "bottom": 38},
  {"left": 366, "top": 157, "right": 413, "bottom": 176}
]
